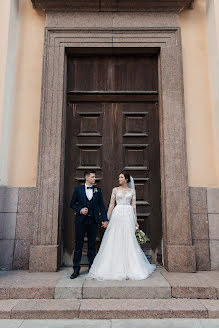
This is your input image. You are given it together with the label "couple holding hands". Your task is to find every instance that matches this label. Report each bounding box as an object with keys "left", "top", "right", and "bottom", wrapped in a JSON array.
[{"left": 70, "top": 170, "right": 155, "bottom": 280}]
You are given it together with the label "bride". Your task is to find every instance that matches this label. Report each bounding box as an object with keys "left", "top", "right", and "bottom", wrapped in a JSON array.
[{"left": 87, "top": 172, "right": 156, "bottom": 280}]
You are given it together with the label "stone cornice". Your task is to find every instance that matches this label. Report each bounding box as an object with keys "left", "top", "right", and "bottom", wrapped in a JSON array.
[{"left": 31, "top": 0, "right": 193, "bottom": 13}]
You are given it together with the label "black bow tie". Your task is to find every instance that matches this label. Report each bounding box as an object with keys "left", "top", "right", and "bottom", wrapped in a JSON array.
[{"left": 87, "top": 186, "right": 93, "bottom": 189}]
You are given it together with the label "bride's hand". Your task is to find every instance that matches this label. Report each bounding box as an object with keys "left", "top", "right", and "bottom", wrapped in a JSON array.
[{"left": 136, "top": 222, "right": 139, "bottom": 229}]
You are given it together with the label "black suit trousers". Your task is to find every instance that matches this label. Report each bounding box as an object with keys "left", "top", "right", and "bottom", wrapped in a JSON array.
[{"left": 73, "top": 216, "right": 98, "bottom": 272}]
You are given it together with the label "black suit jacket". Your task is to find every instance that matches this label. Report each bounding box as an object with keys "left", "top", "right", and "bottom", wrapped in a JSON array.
[{"left": 70, "top": 185, "right": 108, "bottom": 224}]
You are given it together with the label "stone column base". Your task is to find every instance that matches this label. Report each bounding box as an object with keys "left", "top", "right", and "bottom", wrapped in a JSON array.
[
  {"left": 165, "top": 245, "right": 196, "bottom": 272},
  {"left": 29, "top": 245, "right": 60, "bottom": 272}
]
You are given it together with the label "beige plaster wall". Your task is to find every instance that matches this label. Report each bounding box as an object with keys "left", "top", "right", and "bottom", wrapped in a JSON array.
[
  {"left": 7, "top": 0, "right": 46, "bottom": 186},
  {"left": 206, "top": 0, "right": 219, "bottom": 185},
  {"left": 0, "top": 1, "right": 11, "bottom": 147},
  {"left": 5, "top": 0, "right": 218, "bottom": 187},
  {"left": 179, "top": 0, "right": 219, "bottom": 187}
]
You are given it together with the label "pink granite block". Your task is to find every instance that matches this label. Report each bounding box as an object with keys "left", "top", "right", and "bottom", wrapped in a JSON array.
[
  {"left": 79, "top": 299, "right": 207, "bottom": 319},
  {"left": 13, "top": 240, "right": 31, "bottom": 270},
  {"left": 165, "top": 245, "right": 196, "bottom": 273},
  {"left": 161, "top": 270, "right": 217, "bottom": 299},
  {"left": 15, "top": 213, "right": 33, "bottom": 240},
  {"left": 200, "top": 300, "right": 219, "bottom": 318},
  {"left": 29, "top": 245, "right": 59, "bottom": 272},
  {"left": 17, "top": 187, "right": 36, "bottom": 213},
  {"left": 197, "top": 271, "right": 219, "bottom": 297},
  {"left": 11, "top": 299, "right": 80, "bottom": 319},
  {"left": 171, "top": 287, "right": 216, "bottom": 299},
  {"left": 0, "top": 288, "right": 9, "bottom": 300},
  {"left": 9, "top": 287, "right": 54, "bottom": 299},
  {"left": 0, "top": 270, "right": 63, "bottom": 300},
  {"left": 0, "top": 300, "right": 19, "bottom": 319}
]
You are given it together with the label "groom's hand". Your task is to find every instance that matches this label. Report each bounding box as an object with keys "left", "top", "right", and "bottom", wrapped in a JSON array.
[
  {"left": 80, "top": 207, "right": 88, "bottom": 215},
  {"left": 102, "top": 221, "right": 108, "bottom": 229}
]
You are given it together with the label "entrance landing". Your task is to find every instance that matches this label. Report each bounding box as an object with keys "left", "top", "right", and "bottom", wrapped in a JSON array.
[{"left": 0, "top": 267, "right": 219, "bottom": 319}]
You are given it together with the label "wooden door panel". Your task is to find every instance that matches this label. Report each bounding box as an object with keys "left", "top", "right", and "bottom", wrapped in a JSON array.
[
  {"left": 118, "top": 102, "right": 161, "bottom": 254},
  {"left": 67, "top": 55, "right": 158, "bottom": 92},
  {"left": 63, "top": 99, "right": 161, "bottom": 265},
  {"left": 64, "top": 53, "right": 161, "bottom": 266}
]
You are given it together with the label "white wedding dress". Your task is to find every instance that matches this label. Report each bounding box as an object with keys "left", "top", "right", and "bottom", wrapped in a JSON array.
[{"left": 87, "top": 187, "right": 156, "bottom": 280}]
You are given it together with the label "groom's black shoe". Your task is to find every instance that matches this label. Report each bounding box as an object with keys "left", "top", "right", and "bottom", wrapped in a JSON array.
[{"left": 70, "top": 271, "right": 79, "bottom": 279}]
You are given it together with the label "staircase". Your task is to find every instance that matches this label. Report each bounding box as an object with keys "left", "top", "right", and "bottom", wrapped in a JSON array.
[{"left": 0, "top": 267, "right": 219, "bottom": 319}]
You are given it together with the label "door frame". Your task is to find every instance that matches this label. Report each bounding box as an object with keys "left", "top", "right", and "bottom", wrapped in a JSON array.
[
  {"left": 64, "top": 93, "right": 161, "bottom": 265},
  {"left": 29, "top": 27, "right": 196, "bottom": 273}
]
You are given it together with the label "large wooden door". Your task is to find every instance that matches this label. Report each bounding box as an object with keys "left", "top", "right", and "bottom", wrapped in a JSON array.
[{"left": 63, "top": 53, "right": 162, "bottom": 265}]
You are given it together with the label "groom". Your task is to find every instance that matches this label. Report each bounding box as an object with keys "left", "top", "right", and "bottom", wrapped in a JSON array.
[{"left": 70, "top": 170, "right": 109, "bottom": 279}]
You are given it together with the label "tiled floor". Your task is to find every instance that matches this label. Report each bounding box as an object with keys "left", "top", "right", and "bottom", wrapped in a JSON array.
[{"left": 0, "top": 319, "right": 219, "bottom": 328}]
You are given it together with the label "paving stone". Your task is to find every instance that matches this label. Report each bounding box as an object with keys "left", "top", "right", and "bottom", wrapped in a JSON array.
[
  {"left": 11, "top": 299, "right": 80, "bottom": 319},
  {"left": 200, "top": 319, "right": 219, "bottom": 328},
  {"left": 79, "top": 299, "right": 208, "bottom": 319},
  {"left": 20, "top": 319, "right": 110, "bottom": 328},
  {"left": 0, "top": 320, "right": 23, "bottom": 328},
  {"left": 0, "top": 270, "right": 63, "bottom": 299},
  {"left": 54, "top": 268, "right": 85, "bottom": 299},
  {"left": 83, "top": 270, "right": 171, "bottom": 299},
  {"left": 200, "top": 300, "right": 219, "bottom": 319},
  {"left": 1, "top": 319, "right": 219, "bottom": 328},
  {"left": 160, "top": 270, "right": 217, "bottom": 299},
  {"left": 0, "top": 300, "right": 19, "bottom": 319},
  {"left": 111, "top": 318, "right": 206, "bottom": 328}
]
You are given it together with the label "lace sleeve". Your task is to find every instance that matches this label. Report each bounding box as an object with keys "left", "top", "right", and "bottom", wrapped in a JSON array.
[
  {"left": 107, "top": 188, "right": 117, "bottom": 220},
  {"left": 131, "top": 190, "right": 137, "bottom": 224}
]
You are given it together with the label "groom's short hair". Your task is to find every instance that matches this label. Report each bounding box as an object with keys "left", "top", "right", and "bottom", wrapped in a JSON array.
[{"left": 84, "top": 170, "right": 96, "bottom": 178}]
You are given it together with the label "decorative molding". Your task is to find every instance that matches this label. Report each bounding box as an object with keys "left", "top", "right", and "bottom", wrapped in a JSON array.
[
  {"left": 28, "top": 23, "right": 196, "bottom": 272},
  {"left": 31, "top": 0, "right": 193, "bottom": 12}
]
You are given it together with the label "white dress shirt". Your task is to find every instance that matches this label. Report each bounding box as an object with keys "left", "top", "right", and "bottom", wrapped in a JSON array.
[{"left": 85, "top": 184, "right": 93, "bottom": 201}]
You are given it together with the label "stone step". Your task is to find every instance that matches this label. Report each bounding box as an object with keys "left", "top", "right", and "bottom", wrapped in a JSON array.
[
  {"left": 1, "top": 298, "right": 219, "bottom": 319},
  {"left": 1, "top": 268, "right": 219, "bottom": 300},
  {"left": 55, "top": 269, "right": 171, "bottom": 299}
]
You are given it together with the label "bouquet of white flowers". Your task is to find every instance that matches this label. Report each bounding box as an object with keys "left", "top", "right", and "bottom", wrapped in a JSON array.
[{"left": 135, "top": 228, "right": 149, "bottom": 245}]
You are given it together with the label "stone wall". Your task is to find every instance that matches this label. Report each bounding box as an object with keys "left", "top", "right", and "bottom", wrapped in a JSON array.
[
  {"left": 0, "top": 187, "right": 36, "bottom": 270},
  {"left": 1, "top": 186, "right": 218, "bottom": 271},
  {"left": 207, "top": 188, "right": 219, "bottom": 270},
  {"left": 190, "top": 187, "right": 219, "bottom": 271}
]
